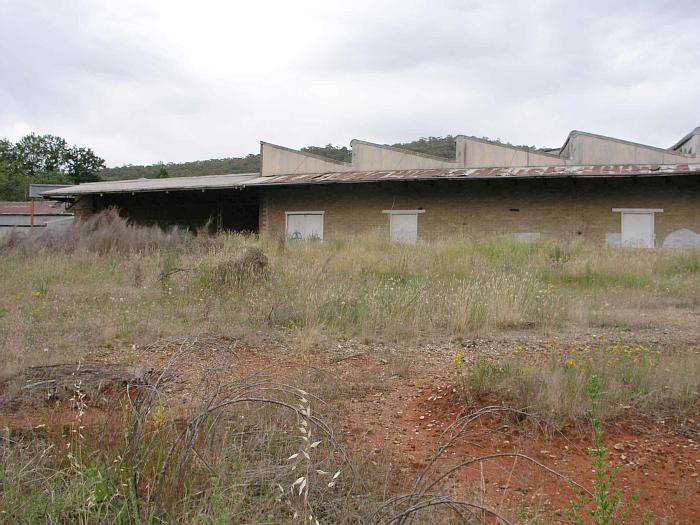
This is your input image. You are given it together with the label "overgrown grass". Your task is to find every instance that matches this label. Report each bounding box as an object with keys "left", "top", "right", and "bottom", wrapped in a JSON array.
[
  {"left": 1, "top": 214, "right": 699, "bottom": 375},
  {"left": 2, "top": 216, "right": 699, "bottom": 523},
  {"left": 0, "top": 386, "right": 410, "bottom": 524},
  {"left": 456, "top": 342, "right": 700, "bottom": 423}
]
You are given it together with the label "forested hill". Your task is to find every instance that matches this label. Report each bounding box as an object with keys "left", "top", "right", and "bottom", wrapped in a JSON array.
[
  {"left": 100, "top": 155, "right": 261, "bottom": 180},
  {"left": 100, "top": 136, "right": 461, "bottom": 180}
]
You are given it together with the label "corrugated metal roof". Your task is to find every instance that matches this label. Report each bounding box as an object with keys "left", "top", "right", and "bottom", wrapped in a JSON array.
[
  {"left": 40, "top": 164, "right": 699, "bottom": 198},
  {"left": 0, "top": 201, "right": 70, "bottom": 215},
  {"left": 247, "top": 163, "right": 700, "bottom": 185},
  {"left": 41, "top": 173, "right": 259, "bottom": 197}
]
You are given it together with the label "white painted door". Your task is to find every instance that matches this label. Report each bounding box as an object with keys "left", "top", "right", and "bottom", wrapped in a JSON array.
[
  {"left": 390, "top": 213, "right": 418, "bottom": 243},
  {"left": 621, "top": 212, "right": 654, "bottom": 248},
  {"left": 286, "top": 213, "right": 324, "bottom": 240}
]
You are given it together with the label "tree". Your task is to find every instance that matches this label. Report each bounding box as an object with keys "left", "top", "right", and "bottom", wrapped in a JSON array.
[
  {"left": 0, "top": 134, "right": 105, "bottom": 199},
  {"left": 66, "top": 146, "right": 104, "bottom": 183},
  {"left": 13, "top": 134, "right": 69, "bottom": 176},
  {"left": 0, "top": 159, "right": 26, "bottom": 200},
  {"left": 301, "top": 144, "right": 352, "bottom": 163},
  {"left": 152, "top": 166, "right": 169, "bottom": 178}
]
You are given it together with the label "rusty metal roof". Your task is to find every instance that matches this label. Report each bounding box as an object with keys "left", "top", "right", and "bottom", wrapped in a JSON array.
[
  {"left": 39, "top": 164, "right": 699, "bottom": 200},
  {"left": 246, "top": 163, "right": 700, "bottom": 186}
]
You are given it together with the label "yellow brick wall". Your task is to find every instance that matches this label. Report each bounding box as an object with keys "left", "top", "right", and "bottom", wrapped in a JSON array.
[{"left": 259, "top": 176, "right": 700, "bottom": 246}]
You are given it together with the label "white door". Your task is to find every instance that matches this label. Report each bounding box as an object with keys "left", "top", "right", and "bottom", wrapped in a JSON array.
[
  {"left": 286, "top": 213, "right": 324, "bottom": 240},
  {"left": 390, "top": 213, "right": 418, "bottom": 243},
  {"left": 621, "top": 212, "right": 654, "bottom": 248}
]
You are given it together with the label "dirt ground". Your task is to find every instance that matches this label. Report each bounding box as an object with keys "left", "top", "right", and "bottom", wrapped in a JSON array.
[{"left": 3, "top": 325, "right": 699, "bottom": 524}]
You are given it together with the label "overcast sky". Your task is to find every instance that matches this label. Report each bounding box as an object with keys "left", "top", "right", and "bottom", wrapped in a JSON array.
[{"left": 1, "top": 0, "right": 699, "bottom": 166}]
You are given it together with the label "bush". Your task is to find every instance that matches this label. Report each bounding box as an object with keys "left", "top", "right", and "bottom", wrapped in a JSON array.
[{"left": 0, "top": 208, "right": 178, "bottom": 255}]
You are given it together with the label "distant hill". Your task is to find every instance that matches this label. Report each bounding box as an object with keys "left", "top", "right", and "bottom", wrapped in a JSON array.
[
  {"left": 100, "top": 136, "right": 548, "bottom": 180},
  {"left": 101, "top": 154, "right": 261, "bottom": 180}
]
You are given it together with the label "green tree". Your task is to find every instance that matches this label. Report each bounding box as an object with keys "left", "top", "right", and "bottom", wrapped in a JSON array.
[
  {"left": 0, "top": 160, "right": 26, "bottom": 200},
  {"left": 301, "top": 144, "right": 352, "bottom": 163},
  {"left": 13, "top": 134, "right": 69, "bottom": 176},
  {"left": 0, "top": 134, "right": 105, "bottom": 199},
  {"left": 66, "top": 146, "right": 104, "bottom": 183},
  {"left": 152, "top": 166, "right": 169, "bottom": 179}
]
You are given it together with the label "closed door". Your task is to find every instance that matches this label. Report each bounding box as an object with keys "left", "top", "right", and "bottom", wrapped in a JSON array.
[
  {"left": 621, "top": 212, "right": 654, "bottom": 248},
  {"left": 390, "top": 213, "right": 418, "bottom": 243}
]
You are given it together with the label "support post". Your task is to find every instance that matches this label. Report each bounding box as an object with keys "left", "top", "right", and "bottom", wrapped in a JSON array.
[{"left": 29, "top": 198, "right": 35, "bottom": 229}]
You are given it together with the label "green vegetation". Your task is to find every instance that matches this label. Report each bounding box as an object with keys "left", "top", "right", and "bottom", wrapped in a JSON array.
[
  {"left": 301, "top": 144, "right": 352, "bottom": 162},
  {"left": 457, "top": 343, "right": 700, "bottom": 423},
  {"left": 1, "top": 216, "right": 699, "bottom": 377},
  {"left": 392, "top": 135, "right": 458, "bottom": 158},
  {"left": 567, "top": 376, "right": 651, "bottom": 524},
  {"left": 1, "top": 217, "right": 696, "bottom": 523},
  {"left": 0, "top": 375, "right": 403, "bottom": 524},
  {"left": 152, "top": 165, "right": 169, "bottom": 178},
  {"left": 100, "top": 154, "right": 261, "bottom": 181},
  {"left": 0, "top": 134, "right": 104, "bottom": 200}
]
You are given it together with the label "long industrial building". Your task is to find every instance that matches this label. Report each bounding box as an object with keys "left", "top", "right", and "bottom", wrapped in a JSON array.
[{"left": 43, "top": 128, "right": 700, "bottom": 248}]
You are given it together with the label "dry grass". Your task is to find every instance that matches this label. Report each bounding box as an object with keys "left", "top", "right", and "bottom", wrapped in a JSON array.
[
  {"left": 456, "top": 342, "right": 700, "bottom": 424},
  {"left": 1, "top": 213, "right": 699, "bottom": 376},
  {"left": 0, "top": 208, "right": 179, "bottom": 256},
  {"left": 0, "top": 360, "right": 442, "bottom": 525},
  {"left": 2, "top": 214, "right": 698, "bottom": 523}
]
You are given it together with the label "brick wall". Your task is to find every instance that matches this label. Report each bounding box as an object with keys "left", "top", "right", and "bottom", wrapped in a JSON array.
[
  {"left": 71, "top": 196, "right": 94, "bottom": 220},
  {"left": 259, "top": 175, "right": 700, "bottom": 246}
]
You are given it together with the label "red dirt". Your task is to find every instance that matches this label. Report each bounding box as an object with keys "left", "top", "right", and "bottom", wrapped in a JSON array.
[
  {"left": 342, "top": 383, "right": 699, "bottom": 524},
  {"left": 3, "top": 338, "right": 699, "bottom": 524}
]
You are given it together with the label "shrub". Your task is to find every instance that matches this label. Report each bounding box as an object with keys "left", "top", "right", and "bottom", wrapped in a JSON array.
[{"left": 0, "top": 208, "right": 178, "bottom": 255}]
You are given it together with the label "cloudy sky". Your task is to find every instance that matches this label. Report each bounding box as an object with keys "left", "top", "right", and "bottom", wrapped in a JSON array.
[{"left": 1, "top": 0, "right": 699, "bottom": 166}]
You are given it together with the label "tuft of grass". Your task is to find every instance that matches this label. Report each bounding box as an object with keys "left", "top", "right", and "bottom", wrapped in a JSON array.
[
  {"left": 658, "top": 250, "right": 700, "bottom": 276},
  {"left": 457, "top": 343, "right": 700, "bottom": 424},
  {"left": 554, "top": 266, "right": 651, "bottom": 289}
]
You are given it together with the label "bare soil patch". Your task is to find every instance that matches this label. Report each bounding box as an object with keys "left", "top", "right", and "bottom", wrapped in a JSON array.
[{"left": 2, "top": 329, "right": 699, "bottom": 523}]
